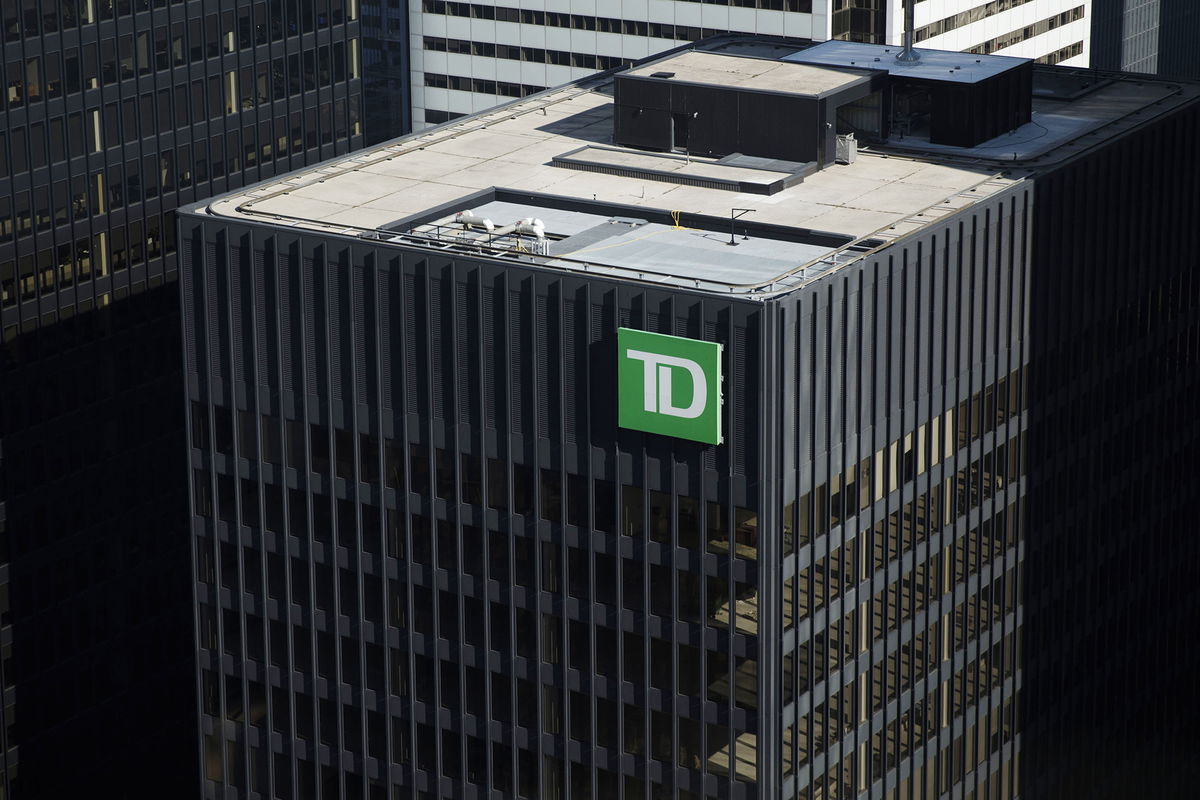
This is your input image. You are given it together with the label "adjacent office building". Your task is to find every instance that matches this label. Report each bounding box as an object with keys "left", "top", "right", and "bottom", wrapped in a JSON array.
[
  {"left": 410, "top": 0, "right": 1091, "bottom": 128},
  {"left": 1090, "top": 0, "right": 1200, "bottom": 78},
  {"left": 0, "top": 1, "right": 366, "bottom": 794},
  {"left": 362, "top": 0, "right": 414, "bottom": 143},
  {"left": 179, "top": 33, "right": 1200, "bottom": 800}
]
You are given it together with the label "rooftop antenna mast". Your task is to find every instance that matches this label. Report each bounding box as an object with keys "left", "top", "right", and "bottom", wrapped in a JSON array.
[{"left": 896, "top": 0, "right": 920, "bottom": 64}]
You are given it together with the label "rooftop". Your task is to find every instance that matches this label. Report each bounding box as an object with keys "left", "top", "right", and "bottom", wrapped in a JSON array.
[
  {"left": 625, "top": 50, "right": 868, "bottom": 96},
  {"left": 200, "top": 38, "right": 1198, "bottom": 298},
  {"left": 783, "top": 40, "right": 1029, "bottom": 85}
]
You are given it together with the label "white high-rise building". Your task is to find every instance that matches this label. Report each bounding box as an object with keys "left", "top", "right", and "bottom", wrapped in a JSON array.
[{"left": 410, "top": 1, "right": 1091, "bottom": 129}]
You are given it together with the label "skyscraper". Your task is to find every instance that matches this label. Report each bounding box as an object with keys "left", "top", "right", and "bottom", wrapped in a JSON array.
[
  {"left": 0, "top": 2, "right": 366, "bottom": 794},
  {"left": 361, "top": 0, "right": 413, "bottom": 143},
  {"left": 178, "top": 34, "right": 1199, "bottom": 800},
  {"left": 409, "top": 0, "right": 1092, "bottom": 128},
  {"left": 1090, "top": 0, "right": 1200, "bottom": 78}
]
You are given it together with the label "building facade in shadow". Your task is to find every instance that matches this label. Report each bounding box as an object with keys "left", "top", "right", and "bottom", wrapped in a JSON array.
[{"left": 0, "top": 2, "right": 369, "bottom": 795}]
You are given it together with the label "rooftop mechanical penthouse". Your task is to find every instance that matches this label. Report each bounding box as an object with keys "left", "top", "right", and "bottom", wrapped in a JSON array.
[{"left": 180, "top": 36, "right": 1200, "bottom": 800}]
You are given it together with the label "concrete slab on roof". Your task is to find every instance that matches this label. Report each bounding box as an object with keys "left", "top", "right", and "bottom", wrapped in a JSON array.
[
  {"left": 255, "top": 194, "right": 352, "bottom": 222},
  {"left": 361, "top": 187, "right": 436, "bottom": 214},
  {"left": 800, "top": 206, "right": 908, "bottom": 238},
  {"left": 443, "top": 157, "right": 558, "bottom": 188},
  {"left": 784, "top": 41, "right": 1030, "bottom": 84},
  {"left": 626, "top": 50, "right": 868, "bottom": 96},
  {"left": 290, "top": 170, "right": 407, "bottom": 206},
  {"left": 791, "top": 170, "right": 893, "bottom": 206},
  {"left": 423, "top": 129, "right": 541, "bottom": 160},
  {"left": 322, "top": 206, "right": 408, "bottom": 229},
  {"left": 850, "top": 180, "right": 959, "bottom": 215},
  {"left": 362, "top": 151, "right": 481, "bottom": 180}
]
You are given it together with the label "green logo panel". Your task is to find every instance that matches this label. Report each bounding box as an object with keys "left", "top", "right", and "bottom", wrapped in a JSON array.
[{"left": 617, "top": 327, "right": 723, "bottom": 445}]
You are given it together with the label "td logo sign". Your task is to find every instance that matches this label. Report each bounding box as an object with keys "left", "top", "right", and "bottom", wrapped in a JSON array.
[{"left": 617, "top": 327, "right": 723, "bottom": 445}]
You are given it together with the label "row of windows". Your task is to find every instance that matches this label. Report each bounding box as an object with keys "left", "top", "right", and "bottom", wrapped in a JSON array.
[
  {"left": 0, "top": 284, "right": 157, "bottom": 343},
  {"left": 420, "top": 0, "right": 809, "bottom": 42},
  {"left": 0, "top": 100, "right": 361, "bottom": 258},
  {"left": 1, "top": 0, "right": 354, "bottom": 44},
  {"left": 0, "top": 219, "right": 176, "bottom": 309},
  {"left": 1, "top": 41, "right": 359, "bottom": 173},
  {"left": 2, "top": 3, "right": 357, "bottom": 110},
  {"left": 201, "top": 466, "right": 755, "bottom": 570},
  {"left": 421, "top": 108, "right": 463, "bottom": 125},
  {"left": 422, "top": 36, "right": 629, "bottom": 72},
  {"left": 1037, "top": 40, "right": 1085, "bottom": 65},
  {"left": 969, "top": 6, "right": 1087, "bottom": 56},
  {"left": 198, "top": 409, "right": 756, "bottom": 539},
  {"left": 197, "top": 486, "right": 757, "bottom": 622},
  {"left": 202, "top": 583, "right": 751, "bottom": 715},
  {"left": 832, "top": 0, "right": 886, "bottom": 44},
  {"left": 423, "top": 71, "right": 545, "bottom": 98},
  {"left": 200, "top": 609, "right": 755, "bottom": 792},
  {"left": 3, "top": 42, "right": 355, "bottom": 142},
  {"left": 204, "top": 657, "right": 751, "bottom": 772},
  {"left": 914, "top": 0, "right": 1040, "bottom": 45}
]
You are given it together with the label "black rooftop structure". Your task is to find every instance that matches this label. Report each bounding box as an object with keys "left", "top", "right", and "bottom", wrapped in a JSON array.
[
  {"left": 614, "top": 50, "right": 881, "bottom": 167},
  {"left": 614, "top": 43, "right": 1035, "bottom": 164},
  {"left": 783, "top": 41, "right": 1034, "bottom": 148}
]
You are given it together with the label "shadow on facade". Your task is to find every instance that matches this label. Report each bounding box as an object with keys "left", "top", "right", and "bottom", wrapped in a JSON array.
[
  {"left": 0, "top": 285, "right": 196, "bottom": 798},
  {"left": 1021, "top": 97, "right": 1200, "bottom": 799}
]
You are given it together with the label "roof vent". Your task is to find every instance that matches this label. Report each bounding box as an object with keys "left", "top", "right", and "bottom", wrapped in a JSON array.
[
  {"left": 896, "top": 0, "right": 921, "bottom": 64},
  {"left": 650, "top": 71, "right": 676, "bottom": 79}
]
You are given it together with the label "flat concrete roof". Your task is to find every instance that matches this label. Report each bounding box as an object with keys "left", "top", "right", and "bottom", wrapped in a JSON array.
[
  {"left": 626, "top": 50, "right": 867, "bottom": 96},
  {"left": 200, "top": 39, "right": 1198, "bottom": 298},
  {"left": 784, "top": 40, "right": 1030, "bottom": 84}
]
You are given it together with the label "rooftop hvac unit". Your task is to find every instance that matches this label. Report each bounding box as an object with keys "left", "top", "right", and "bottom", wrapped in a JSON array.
[{"left": 836, "top": 133, "right": 858, "bottom": 165}]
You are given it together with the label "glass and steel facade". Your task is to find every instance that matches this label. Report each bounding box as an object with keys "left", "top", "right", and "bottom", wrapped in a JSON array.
[{"left": 180, "top": 154, "right": 1036, "bottom": 799}]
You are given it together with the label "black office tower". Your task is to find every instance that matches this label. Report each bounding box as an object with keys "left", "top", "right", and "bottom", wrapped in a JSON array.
[
  {"left": 179, "top": 38, "right": 1200, "bottom": 800},
  {"left": 360, "top": 0, "right": 411, "bottom": 144},
  {"left": 0, "top": 2, "right": 366, "bottom": 795}
]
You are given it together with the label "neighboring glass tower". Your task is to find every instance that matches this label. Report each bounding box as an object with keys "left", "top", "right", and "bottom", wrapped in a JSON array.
[
  {"left": 1091, "top": 0, "right": 1200, "bottom": 78},
  {"left": 0, "top": 2, "right": 365, "bottom": 795},
  {"left": 361, "top": 0, "right": 412, "bottom": 143}
]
